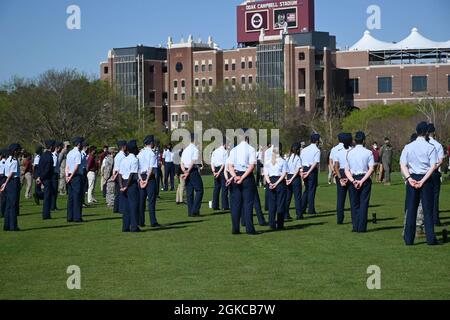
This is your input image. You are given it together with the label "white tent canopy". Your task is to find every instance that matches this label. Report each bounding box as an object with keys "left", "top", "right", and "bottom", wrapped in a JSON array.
[{"left": 349, "top": 28, "right": 450, "bottom": 51}]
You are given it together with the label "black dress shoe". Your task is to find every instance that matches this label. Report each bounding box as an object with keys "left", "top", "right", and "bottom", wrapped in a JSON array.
[
  {"left": 259, "top": 222, "right": 268, "bottom": 226},
  {"left": 131, "top": 228, "right": 141, "bottom": 233},
  {"left": 74, "top": 219, "right": 85, "bottom": 223},
  {"left": 139, "top": 224, "right": 146, "bottom": 228},
  {"left": 151, "top": 223, "right": 161, "bottom": 228},
  {"left": 247, "top": 231, "right": 260, "bottom": 235}
]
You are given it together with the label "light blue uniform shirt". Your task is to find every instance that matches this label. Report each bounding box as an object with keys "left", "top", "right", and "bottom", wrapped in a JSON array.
[
  {"left": 335, "top": 147, "right": 352, "bottom": 170},
  {"left": 400, "top": 137, "right": 438, "bottom": 175},
  {"left": 113, "top": 150, "right": 126, "bottom": 173},
  {"left": 163, "top": 149, "right": 174, "bottom": 162},
  {"left": 119, "top": 154, "right": 139, "bottom": 180},
  {"left": 181, "top": 143, "right": 200, "bottom": 168},
  {"left": 33, "top": 155, "right": 40, "bottom": 166},
  {"left": 285, "top": 154, "right": 302, "bottom": 175},
  {"left": 52, "top": 152, "right": 60, "bottom": 174},
  {"left": 137, "top": 147, "right": 157, "bottom": 174},
  {"left": 300, "top": 144, "right": 321, "bottom": 167},
  {"left": 211, "top": 146, "right": 228, "bottom": 167},
  {"left": 228, "top": 141, "right": 257, "bottom": 172},
  {"left": 346, "top": 145, "right": 375, "bottom": 175},
  {"left": 330, "top": 143, "right": 344, "bottom": 163},
  {"left": 264, "top": 157, "right": 287, "bottom": 177},
  {"left": 428, "top": 137, "right": 444, "bottom": 162},
  {"left": 5, "top": 156, "right": 20, "bottom": 178},
  {"left": 66, "top": 148, "right": 82, "bottom": 176}
]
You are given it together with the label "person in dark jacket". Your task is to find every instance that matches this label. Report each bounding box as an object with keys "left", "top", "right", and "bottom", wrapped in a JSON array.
[{"left": 36, "top": 140, "right": 55, "bottom": 220}]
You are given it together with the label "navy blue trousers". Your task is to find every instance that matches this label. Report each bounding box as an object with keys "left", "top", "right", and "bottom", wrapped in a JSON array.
[
  {"left": 35, "top": 180, "right": 44, "bottom": 200},
  {"left": 0, "top": 176, "right": 6, "bottom": 217},
  {"left": 42, "top": 179, "right": 53, "bottom": 220},
  {"left": 4, "top": 178, "right": 20, "bottom": 231},
  {"left": 164, "top": 162, "right": 175, "bottom": 191},
  {"left": 113, "top": 181, "right": 120, "bottom": 213},
  {"left": 336, "top": 169, "right": 350, "bottom": 224},
  {"left": 348, "top": 176, "right": 372, "bottom": 233},
  {"left": 51, "top": 173, "right": 59, "bottom": 210},
  {"left": 185, "top": 169, "right": 204, "bottom": 216},
  {"left": 241, "top": 186, "right": 266, "bottom": 226},
  {"left": 285, "top": 174, "right": 302, "bottom": 219},
  {"left": 300, "top": 167, "right": 318, "bottom": 215},
  {"left": 138, "top": 174, "right": 157, "bottom": 226},
  {"left": 121, "top": 180, "right": 140, "bottom": 232},
  {"left": 268, "top": 177, "right": 287, "bottom": 230},
  {"left": 404, "top": 174, "right": 437, "bottom": 245},
  {"left": 231, "top": 173, "right": 256, "bottom": 234},
  {"left": 212, "top": 167, "right": 229, "bottom": 210},
  {"left": 67, "top": 175, "right": 82, "bottom": 222},
  {"left": 431, "top": 171, "right": 441, "bottom": 225}
]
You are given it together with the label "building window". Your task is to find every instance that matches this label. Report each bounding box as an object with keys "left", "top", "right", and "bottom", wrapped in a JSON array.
[
  {"left": 232, "top": 78, "right": 236, "bottom": 86},
  {"left": 202, "top": 64, "right": 206, "bottom": 72},
  {"left": 174, "top": 94, "right": 178, "bottom": 101},
  {"left": 173, "top": 80, "right": 178, "bottom": 88},
  {"left": 412, "top": 76, "right": 427, "bottom": 92},
  {"left": 194, "top": 65, "right": 199, "bottom": 72},
  {"left": 202, "top": 79, "right": 206, "bottom": 87},
  {"left": 299, "top": 52, "right": 305, "bottom": 60},
  {"left": 181, "top": 93, "right": 185, "bottom": 100},
  {"left": 248, "top": 61, "right": 253, "bottom": 69},
  {"left": 181, "top": 113, "right": 189, "bottom": 122},
  {"left": 378, "top": 77, "right": 392, "bottom": 93},
  {"left": 149, "top": 91, "right": 155, "bottom": 103},
  {"left": 241, "top": 61, "right": 246, "bottom": 69},
  {"left": 175, "top": 62, "right": 183, "bottom": 72},
  {"left": 346, "top": 78, "right": 359, "bottom": 94},
  {"left": 195, "top": 79, "right": 199, "bottom": 87},
  {"left": 208, "top": 64, "right": 213, "bottom": 72},
  {"left": 209, "top": 78, "right": 213, "bottom": 86},
  {"left": 181, "top": 80, "right": 186, "bottom": 88},
  {"left": 241, "top": 76, "right": 246, "bottom": 84},
  {"left": 248, "top": 76, "right": 253, "bottom": 84},
  {"left": 171, "top": 113, "right": 179, "bottom": 122},
  {"left": 225, "top": 78, "right": 229, "bottom": 86},
  {"left": 225, "top": 64, "right": 229, "bottom": 71},
  {"left": 232, "top": 63, "right": 236, "bottom": 71},
  {"left": 149, "top": 65, "right": 154, "bottom": 73},
  {"left": 103, "top": 66, "right": 109, "bottom": 74}
]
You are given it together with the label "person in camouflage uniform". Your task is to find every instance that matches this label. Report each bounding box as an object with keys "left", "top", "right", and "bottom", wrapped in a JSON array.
[{"left": 101, "top": 148, "right": 116, "bottom": 208}]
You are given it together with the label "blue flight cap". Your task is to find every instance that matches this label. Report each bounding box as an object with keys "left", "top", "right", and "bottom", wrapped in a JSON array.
[
  {"left": 338, "top": 133, "right": 346, "bottom": 143},
  {"left": 117, "top": 140, "right": 127, "bottom": 148},
  {"left": 45, "top": 140, "right": 56, "bottom": 148},
  {"left": 416, "top": 121, "right": 428, "bottom": 135},
  {"left": 355, "top": 131, "right": 366, "bottom": 141},
  {"left": 8, "top": 143, "right": 21, "bottom": 153},
  {"left": 427, "top": 123, "right": 436, "bottom": 133},
  {"left": 143, "top": 135, "right": 154, "bottom": 145},
  {"left": 343, "top": 133, "right": 353, "bottom": 145},
  {"left": 311, "top": 133, "right": 321, "bottom": 143},
  {"left": 72, "top": 137, "right": 84, "bottom": 145}
]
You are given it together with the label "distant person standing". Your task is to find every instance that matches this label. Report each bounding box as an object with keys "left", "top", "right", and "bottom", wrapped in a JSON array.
[
  {"left": 111, "top": 141, "right": 127, "bottom": 214},
  {"left": 33, "top": 145, "right": 44, "bottom": 205},
  {"left": 163, "top": 144, "right": 175, "bottom": 191},
  {"left": 66, "top": 137, "right": 84, "bottom": 223},
  {"left": 380, "top": 137, "right": 393, "bottom": 185},
  {"left": 211, "top": 138, "right": 229, "bottom": 211},
  {"left": 181, "top": 134, "right": 203, "bottom": 217},
  {"left": 36, "top": 140, "right": 55, "bottom": 220},
  {"left": 102, "top": 148, "right": 116, "bottom": 208},
  {"left": 87, "top": 146, "right": 98, "bottom": 205},
  {"left": 1, "top": 143, "right": 22, "bottom": 231},
  {"left": 263, "top": 143, "right": 273, "bottom": 212},
  {"left": 333, "top": 133, "right": 353, "bottom": 225},
  {"left": 345, "top": 132, "right": 375, "bottom": 233},
  {"left": 256, "top": 146, "right": 264, "bottom": 187},
  {"left": 427, "top": 124, "right": 445, "bottom": 226},
  {"left": 176, "top": 148, "right": 185, "bottom": 205},
  {"left": 285, "top": 143, "right": 303, "bottom": 220},
  {"left": 400, "top": 122, "right": 439, "bottom": 246},
  {"left": 371, "top": 142, "right": 381, "bottom": 182},
  {"left": 51, "top": 142, "right": 62, "bottom": 211},
  {"left": 0, "top": 149, "right": 8, "bottom": 218},
  {"left": 22, "top": 153, "right": 33, "bottom": 199},
  {"left": 58, "top": 141, "right": 70, "bottom": 196},
  {"left": 300, "top": 134, "right": 321, "bottom": 216}
]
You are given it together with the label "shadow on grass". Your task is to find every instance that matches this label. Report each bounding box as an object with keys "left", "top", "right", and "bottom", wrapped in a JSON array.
[
  {"left": 164, "top": 220, "right": 205, "bottom": 227},
  {"left": 259, "top": 222, "right": 326, "bottom": 234},
  {"left": 85, "top": 217, "right": 122, "bottom": 223},
  {"left": 141, "top": 225, "right": 187, "bottom": 232},
  {"left": 21, "top": 224, "right": 82, "bottom": 232},
  {"left": 367, "top": 226, "right": 404, "bottom": 233}
]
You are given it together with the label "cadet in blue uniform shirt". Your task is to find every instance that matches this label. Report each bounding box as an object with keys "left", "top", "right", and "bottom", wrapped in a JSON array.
[
  {"left": 80, "top": 141, "right": 88, "bottom": 207},
  {"left": 264, "top": 144, "right": 288, "bottom": 230},
  {"left": 163, "top": 144, "right": 175, "bottom": 191},
  {"left": 427, "top": 124, "right": 445, "bottom": 226},
  {"left": 119, "top": 140, "right": 140, "bottom": 233},
  {"left": 111, "top": 141, "right": 127, "bottom": 213},
  {"left": 211, "top": 137, "right": 230, "bottom": 211},
  {"left": 33, "top": 145, "right": 44, "bottom": 205},
  {"left": 66, "top": 137, "right": 84, "bottom": 223},
  {"left": 137, "top": 135, "right": 159, "bottom": 227},
  {"left": 0, "top": 149, "right": 8, "bottom": 217},
  {"left": 37, "top": 140, "right": 55, "bottom": 220},
  {"left": 1, "top": 143, "right": 22, "bottom": 231},
  {"left": 228, "top": 131, "right": 257, "bottom": 235},
  {"left": 300, "top": 134, "right": 321, "bottom": 215},
  {"left": 400, "top": 122, "right": 439, "bottom": 245},
  {"left": 285, "top": 143, "right": 303, "bottom": 220},
  {"left": 345, "top": 132, "right": 375, "bottom": 233},
  {"left": 333, "top": 133, "right": 353, "bottom": 225},
  {"left": 181, "top": 133, "right": 204, "bottom": 217}
]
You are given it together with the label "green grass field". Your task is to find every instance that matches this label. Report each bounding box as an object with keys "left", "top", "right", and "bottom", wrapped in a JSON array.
[{"left": 0, "top": 173, "right": 449, "bottom": 300}]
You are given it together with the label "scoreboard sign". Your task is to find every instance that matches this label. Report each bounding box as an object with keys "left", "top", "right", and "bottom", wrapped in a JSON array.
[{"left": 237, "top": 0, "right": 315, "bottom": 44}]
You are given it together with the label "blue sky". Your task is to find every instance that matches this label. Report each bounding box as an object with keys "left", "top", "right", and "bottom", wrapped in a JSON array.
[{"left": 0, "top": 0, "right": 449, "bottom": 83}]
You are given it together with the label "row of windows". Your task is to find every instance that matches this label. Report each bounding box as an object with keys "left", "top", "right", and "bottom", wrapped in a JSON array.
[
  {"left": 195, "top": 78, "right": 213, "bottom": 87},
  {"left": 193, "top": 60, "right": 255, "bottom": 73},
  {"left": 171, "top": 113, "right": 189, "bottom": 122},
  {"left": 224, "top": 76, "right": 254, "bottom": 86},
  {"left": 346, "top": 75, "right": 446, "bottom": 95}
]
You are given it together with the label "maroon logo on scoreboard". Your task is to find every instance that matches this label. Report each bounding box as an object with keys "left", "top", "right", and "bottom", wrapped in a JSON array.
[{"left": 246, "top": 10, "right": 269, "bottom": 32}]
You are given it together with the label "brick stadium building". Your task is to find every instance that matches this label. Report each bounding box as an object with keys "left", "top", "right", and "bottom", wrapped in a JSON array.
[{"left": 100, "top": 0, "right": 450, "bottom": 130}]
